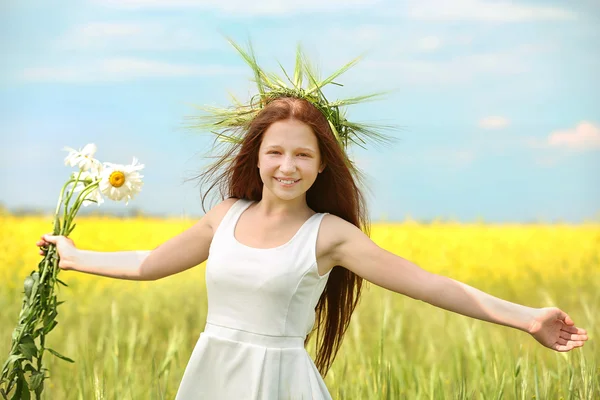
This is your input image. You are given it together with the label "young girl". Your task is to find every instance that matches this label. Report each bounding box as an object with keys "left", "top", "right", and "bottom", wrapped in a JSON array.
[{"left": 37, "top": 54, "right": 588, "bottom": 399}]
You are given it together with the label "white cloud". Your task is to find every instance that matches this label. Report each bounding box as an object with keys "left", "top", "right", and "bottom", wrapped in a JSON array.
[
  {"left": 547, "top": 121, "right": 600, "bottom": 150},
  {"left": 311, "top": 27, "right": 476, "bottom": 66},
  {"left": 55, "top": 22, "right": 213, "bottom": 51},
  {"left": 80, "top": 21, "right": 143, "bottom": 36},
  {"left": 415, "top": 36, "right": 443, "bottom": 52},
  {"left": 93, "top": 0, "right": 577, "bottom": 21},
  {"left": 19, "top": 58, "right": 244, "bottom": 82},
  {"left": 362, "top": 49, "right": 530, "bottom": 85},
  {"left": 412, "top": 34, "right": 472, "bottom": 53},
  {"left": 406, "top": 0, "right": 577, "bottom": 22},
  {"left": 323, "top": 25, "right": 385, "bottom": 50},
  {"left": 94, "top": 0, "right": 380, "bottom": 14},
  {"left": 479, "top": 116, "right": 510, "bottom": 130}
]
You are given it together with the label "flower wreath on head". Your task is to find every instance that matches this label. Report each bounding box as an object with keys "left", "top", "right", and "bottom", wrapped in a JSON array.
[{"left": 189, "top": 37, "right": 398, "bottom": 180}]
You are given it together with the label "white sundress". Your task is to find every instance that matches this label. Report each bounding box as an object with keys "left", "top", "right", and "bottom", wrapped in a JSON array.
[{"left": 174, "top": 198, "right": 334, "bottom": 399}]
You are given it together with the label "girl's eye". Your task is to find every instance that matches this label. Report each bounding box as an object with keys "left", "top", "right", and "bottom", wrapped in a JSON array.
[{"left": 267, "top": 151, "right": 310, "bottom": 157}]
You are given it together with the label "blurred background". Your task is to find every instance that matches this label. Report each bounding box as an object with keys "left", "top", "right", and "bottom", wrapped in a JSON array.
[{"left": 1, "top": 0, "right": 599, "bottom": 221}]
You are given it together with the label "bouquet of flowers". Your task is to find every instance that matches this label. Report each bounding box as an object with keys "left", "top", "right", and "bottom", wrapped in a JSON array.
[{"left": 0, "top": 144, "right": 144, "bottom": 400}]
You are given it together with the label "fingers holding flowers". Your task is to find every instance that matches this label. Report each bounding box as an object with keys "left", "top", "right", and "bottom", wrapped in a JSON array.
[
  {"left": 35, "top": 234, "right": 78, "bottom": 270},
  {"left": 36, "top": 235, "right": 51, "bottom": 256}
]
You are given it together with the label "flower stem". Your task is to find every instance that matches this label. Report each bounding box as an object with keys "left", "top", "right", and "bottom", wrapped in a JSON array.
[
  {"left": 53, "top": 179, "right": 75, "bottom": 234},
  {"left": 61, "top": 171, "right": 83, "bottom": 229},
  {"left": 63, "top": 181, "right": 100, "bottom": 235}
]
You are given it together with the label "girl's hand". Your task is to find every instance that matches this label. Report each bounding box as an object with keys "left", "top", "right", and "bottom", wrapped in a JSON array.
[
  {"left": 528, "top": 307, "right": 588, "bottom": 352},
  {"left": 36, "top": 234, "right": 78, "bottom": 270}
]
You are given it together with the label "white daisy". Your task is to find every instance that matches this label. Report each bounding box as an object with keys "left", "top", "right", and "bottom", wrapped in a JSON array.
[
  {"left": 99, "top": 157, "right": 144, "bottom": 205},
  {"left": 71, "top": 162, "right": 103, "bottom": 183},
  {"left": 64, "top": 143, "right": 101, "bottom": 171}
]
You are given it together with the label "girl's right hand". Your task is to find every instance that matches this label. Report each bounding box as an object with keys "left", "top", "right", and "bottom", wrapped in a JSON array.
[{"left": 36, "top": 234, "right": 79, "bottom": 270}]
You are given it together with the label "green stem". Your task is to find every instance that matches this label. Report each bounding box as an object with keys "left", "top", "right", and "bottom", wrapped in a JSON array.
[
  {"left": 3, "top": 176, "right": 75, "bottom": 377},
  {"left": 2, "top": 172, "right": 100, "bottom": 398},
  {"left": 61, "top": 171, "right": 83, "bottom": 229},
  {"left": 53, "top": 179, "right": 75, "bottom": 234},
  {"left": 63, "top": 182, "right": 100, "bottom": 235},
  {"left": 39, "top": 248, "right": 55, "bottom": 290},
  {"left": 49, "top": 182, "right": 100, "bottom": 312}
]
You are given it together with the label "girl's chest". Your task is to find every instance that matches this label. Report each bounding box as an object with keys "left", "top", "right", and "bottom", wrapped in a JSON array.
[{"left": 234, "top": 218, "right": 306, "bottom": 249}]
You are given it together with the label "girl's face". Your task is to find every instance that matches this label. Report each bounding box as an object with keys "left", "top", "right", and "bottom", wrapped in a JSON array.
[{"left": 257, "top": 118, "right": 325, "bottom": 202}]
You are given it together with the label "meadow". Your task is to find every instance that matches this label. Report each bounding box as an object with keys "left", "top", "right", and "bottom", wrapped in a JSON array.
[{"left": 1, "top": 215, "right": 598, "bottom": 399}]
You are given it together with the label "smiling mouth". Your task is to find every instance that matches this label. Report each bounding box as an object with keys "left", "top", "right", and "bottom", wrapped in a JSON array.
[{"left": 274, "top": 177, "right": 300, "bottom": 185}]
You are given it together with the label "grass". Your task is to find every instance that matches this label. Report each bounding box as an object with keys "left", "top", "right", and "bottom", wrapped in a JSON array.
[{"left": 0, "top": 216, "right": 598, "bottom": 399}]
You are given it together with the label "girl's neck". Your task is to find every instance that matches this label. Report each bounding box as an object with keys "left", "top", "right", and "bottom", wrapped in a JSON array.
[{"left": 254, "top": 193, "right": 313, "bottom": 219}]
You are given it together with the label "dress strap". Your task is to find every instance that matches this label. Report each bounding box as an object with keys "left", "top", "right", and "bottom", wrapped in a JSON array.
[
  {"left": 212, "top": 198, "right": 253, "bottom": 244},
  {"left": 290, "top": 212, "right": 328, "bottom": 259}
]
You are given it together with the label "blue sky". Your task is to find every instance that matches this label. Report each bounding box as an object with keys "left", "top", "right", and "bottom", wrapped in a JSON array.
[{"left": 1, "top": 0, "right": 598, "bottom": 222}]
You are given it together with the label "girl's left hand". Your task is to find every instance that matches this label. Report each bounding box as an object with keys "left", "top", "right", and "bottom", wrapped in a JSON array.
[{"left": 528, "top": 307, "right": 588, "bottom": 352}]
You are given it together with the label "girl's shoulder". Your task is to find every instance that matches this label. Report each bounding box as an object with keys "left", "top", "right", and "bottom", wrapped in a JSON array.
[
  {"left": 204, "top": 197, "right": 240, "bottom": 233},
  {"left": 317, "top": 213, "right": 361, "bottom": 256},
  {"left": 320, "top": 213, "right": 359, "bottom": 233}
]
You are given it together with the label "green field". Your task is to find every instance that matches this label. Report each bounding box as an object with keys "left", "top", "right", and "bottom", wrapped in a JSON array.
[{"left": 1, "top": 216, "right": 598, "bottom": 399}]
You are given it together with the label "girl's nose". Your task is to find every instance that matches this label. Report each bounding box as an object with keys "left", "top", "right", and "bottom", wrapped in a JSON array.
[{"left": 279, "top": 156, "right": 296, "bottom": 173}]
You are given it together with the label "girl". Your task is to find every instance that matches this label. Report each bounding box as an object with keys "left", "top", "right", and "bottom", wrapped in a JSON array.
[{"left": 37, "top": 56, "right": 588, "bottom": 399}]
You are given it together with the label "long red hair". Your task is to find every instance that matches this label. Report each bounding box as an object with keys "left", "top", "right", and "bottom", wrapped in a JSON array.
[{"left": 195, "top": 96, "right": 370, "bottom": 378}]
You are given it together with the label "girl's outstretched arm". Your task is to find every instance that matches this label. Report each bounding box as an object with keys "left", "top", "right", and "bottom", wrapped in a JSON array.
[
  {"left": 37, "top": 198, "right": 238, "bottom": 281},
  {"left": 322, "top": 215, "right": 589, "bottom": 352}
]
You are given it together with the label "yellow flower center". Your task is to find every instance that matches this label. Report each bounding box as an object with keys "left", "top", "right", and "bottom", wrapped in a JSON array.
[{"left": 109, "top": 171, "right": 126, "bottom": 188}]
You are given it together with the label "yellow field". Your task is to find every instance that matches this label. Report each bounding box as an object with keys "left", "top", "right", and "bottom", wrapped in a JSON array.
[{"left": 1, "top": 215, "right": 598, "bottom": 399}]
